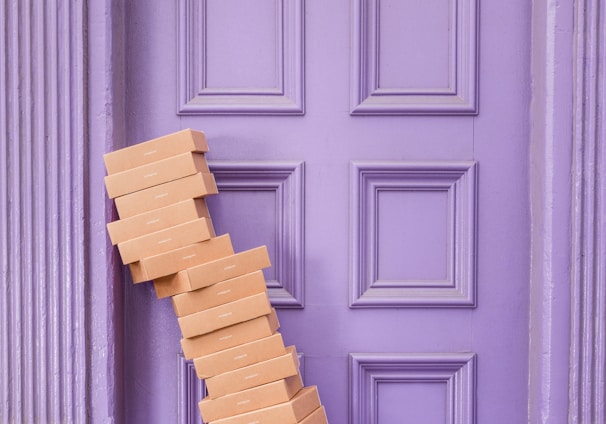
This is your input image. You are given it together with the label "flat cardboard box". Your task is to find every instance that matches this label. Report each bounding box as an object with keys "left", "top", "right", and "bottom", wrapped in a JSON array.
[
  {"left": 199, "top": 374, "right": 303, "bottom": 422},
  {"left": 181, "top": 310, "right": 279, "bottom": 360},
  {"left": 153, "top": 270, "right": 192, "bottom": 299},
  {"left": 194, "top": 333, "right": 286, "bottom": 379},
  {"left": 186, "top": 246, "right": 271, "bottom": 290},
  {"left": 298, "top": 406, "right": 328, "bottom": 424},
  {"left": 103, "top": 128, "right": 208, "bottom": 174},
  {"left": 178, "top": 292, "right": 272, "bottom": 339},
  {"left": 129, "top": 234, "right": 233, "bottom": 283},
  {"left": 171, "top": 270, "right": 267, "bottom": 317},
  {"left": 107, "top": 199, "right": 210, "bottom": 245},
  {"left": 117, "top": 217, "right": 214, "bottom": 265},
  {"left": 209, "top": 386, "right": 319, "bottom": 424},
  {"left": 114, "top": 172, "right": 217, "bottom": 219},
  {"left": 104, "top": 152, "right": 209, "bottom": 198},
  {"left": 205, "top": 345, "right": 300, "bottom": 399}
]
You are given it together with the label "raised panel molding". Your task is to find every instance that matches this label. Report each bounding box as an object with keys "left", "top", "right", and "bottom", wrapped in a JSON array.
[
  {"left": 351, "top": 0, "right": 478, "bottom": 115},
  {"left": 179, "top": 351, "right": 305, "bottom": 423},
  {"left": 350, "top": 353, "right": 476, "bottom": 424},
  {"left": 178, "top": 0, "right": 304, "bottom": 115},
  {"left": 0, "top": 1, "right": 87, "bottom": 422},
  {"left": 351, "top": 161, "right": 477, "bottom": 307},
  {"left": 209, "top": 162, "right": 305, "bottom": 308}
]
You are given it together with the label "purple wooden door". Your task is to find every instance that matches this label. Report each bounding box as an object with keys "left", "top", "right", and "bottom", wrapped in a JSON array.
[{"left": 122, "top": 0, "right": 530, "bottom": 422}]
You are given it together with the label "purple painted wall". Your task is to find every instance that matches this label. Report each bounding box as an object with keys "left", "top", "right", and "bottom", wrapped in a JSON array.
[{"left": 0, "top": 0, "right": 604, "bottom": 423}]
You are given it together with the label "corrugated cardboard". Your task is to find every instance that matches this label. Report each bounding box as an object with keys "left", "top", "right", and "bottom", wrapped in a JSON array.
[
  {"left": 104, "top": 152, "right": 209, "bottom": 198},
  {"left": 181, "top": 310, "right": 279, "bottom": 360},
  {"left": 205, "top": 345, "right": 300, "bottom": 399},
  {"left": 103, "top": 128, "right": 208, "bottom": 174},
  {"left": 209, "top": 386, "right": 319, "bottom": 424},
  {"left": 171, "top": 270, "right": 267, "bottom": 317},
  {"left": 117, "top": 217, "right": 214, "bottom": 265},
  {"left": 298, "top": 406, "right": 328, "bottom": 424},
  {"left": 186, "top": 246, "right": 271, "bottom": 290},
  {"left": 107, "top": 199, "right": 211, "bottom": 245},
  {"left": 193, "top": 333, "right": 286, "bottom": 379},
  {"left": 178, "top": 292, "right": 272, "bottom": 339},
  {"left": 199, "top": 374, "right": 303, "bottom": 422},
  {"left": 114, "top": 172, "right": 217, "bottom": 219},
  {"left": 129, "top": 234, "right": 234, "bottom": 283}
]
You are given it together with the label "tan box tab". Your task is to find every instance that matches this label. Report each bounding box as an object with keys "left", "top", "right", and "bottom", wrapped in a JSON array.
[
  {"left": 194, "top": 333, "right": 286, "bottom": 379},
  {"left": 199, "top": 374, "right": 303, "bottom": 422},
  {"left": 205, "top": 345, "right": 300, "bottom": 399},
  {"left": 210, "top": 386, "right": 319, "bottom": 424},
  {"left": 114, "top": 172, "right": 217, "bottom": 219},
  {"left": 105, "top": 152, "right": 209, "bottom": 198},
  {"left": 153, "top": 270, "right": 192, "bottom": 299},
  {"left": 103, "top": 128, "right": 208, "bottom": 174},
  {"left": 171, "top": 270, "right": 267, "bottom": 316},
  {"left": 187, "top": 246, "right": 271, "bottom": 290},
  {"left": 178, "top": 292, "right": 272, "bottom": 339},
  {"left": 117, "top": 217, "right": 213, "bottom": 265},
  {"left": 129, "top": 234, "right": 233, "bottom": 283},
  {"left": 181, "top": 310, "right": 279, "bottom": 360},
  {"left": 107, "top": 199, "right": 210, "bottom": 245}
]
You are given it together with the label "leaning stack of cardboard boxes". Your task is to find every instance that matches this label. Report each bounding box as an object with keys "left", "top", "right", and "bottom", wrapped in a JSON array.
[{"left": 103, "top": 129, "right": 328, "bottom": 423}]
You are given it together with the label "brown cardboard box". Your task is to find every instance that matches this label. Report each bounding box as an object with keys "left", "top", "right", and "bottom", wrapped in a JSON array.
[
  {"left": 129, "top": 234, "right": 234, "bottom": 283},
  {"left": 181, "top": 310, "right": 279, "bottom": 360},
  {"left": 153, "top": 270, "right": 192, "bottom": 299},
  {"left": 114, "top": 172, "right": 217, "bottom": 219},
  {"left": 298, "top": 406, "right": 328, "bottom": 424},
  {"left": 107, "top": 198, "right": 210, "bottom": 245},
  {"left": 104, "top": 152, "right": 209, "bottom": 198},
  {"left": 178, "top": 292, "right": 272, "bottom": 339},
  {"left": 186, "top": 246, "right": 271, "bottom": 290},
  {"left": 171, "top": 270, "right": 267, "bottom": 317},
  {"left": 209, "top": 386, "right": 320, "bottom": 424},
  {"left": 194, "top": 333, "right": 286, "bottom": 379},
  {"left": 117, "top": 217, "right": 214, "bottom": 265},
  {"left": 103, "top": 128, "right": 208, "bottom": 174},
  {"left": 198, "top": 374, "right": 303, "bottom": 422},
  {"left": 205, "top": 345, "right": 300, "bottom": 399}
]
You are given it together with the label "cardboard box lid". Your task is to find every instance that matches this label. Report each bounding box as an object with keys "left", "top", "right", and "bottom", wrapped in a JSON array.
[
  {"left": 186, "top": 246, "right": 271, "bottom": 290},
  {"left": 103, "top": 128, "right": 208, "bottom": 174},
  {"left": 178, "top": 292, "right": 272, "bottom": 339},
  {"left": 135, "top": 234, "right": 234, "bottom": 282},
  {"left": 209, "top": 386, "right": 320, "bottom": 424},
  {"left": 180, "top": 309, "right": 280, "bottom": 360},
  {"left": 114, "top": 172, "right": 217, "bottom": 219},
  {"left": 117, "top": 217, "right": 213, "bottom": 265},
  {"left": 205, "top": 345, "right": 300, "bottom": 399},
  {"left": 298, "top": 406, "right": 328, "bottom": 424},
  {"left": 198, "top": 374, "right": 303, "bottom": 423},
  {"left": 171, "top": 270, "right": 267, "bottom": 317},
  {"left": 104, "top": 152, "right": 209, "bottom": 199},
  {"left": 194, "top": 332, "right": 286, "bottom": 379},
  {"left": 107, "top": 198, "right": 210, "bottom": 245}
]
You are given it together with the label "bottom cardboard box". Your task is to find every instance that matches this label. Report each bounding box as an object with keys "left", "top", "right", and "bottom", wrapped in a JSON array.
[
  {"left": 199, "top": 374, "right": 303, "bottom": 422},
  {"left": 209, "top": 386, "right": 320, "bottom": 424},
  {"left": 206, "top": 346, "right": 300, "bottom": 399},
  {"left": 299, "top": 406, "right": 328, "bottom": 424},
  {"left": 181, "top": 309, "right": 279, "bottom": 360}
]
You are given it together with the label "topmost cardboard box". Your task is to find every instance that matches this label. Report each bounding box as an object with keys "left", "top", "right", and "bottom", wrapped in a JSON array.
[{"left": 103, "top": 129, "right": 208, "bottom": 174}]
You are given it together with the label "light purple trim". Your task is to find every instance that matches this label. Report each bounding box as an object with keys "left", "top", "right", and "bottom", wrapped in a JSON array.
[
  {"left": 350, "top": 353, "right": 476, "bottom": 424},
  {"left": 569, "top": 0, "right": 606, "bottom": 421},
  {"left": 178, "top": 354, "right": 206, "bottom": 424},
  {"left": 178, "top": 0, "right": 305, "bottom": 115},
  {"left": 209, "top": 161, "right": 305, "bottom": 308},
  {"left": 0, "top": 1, "right": 87, "bottom": 422},
  {"left": 350, "top": 0, "right": 478, "bottom": 115},
  {"left": 350, "top": 161, "right": 477, "bottom": 307}
]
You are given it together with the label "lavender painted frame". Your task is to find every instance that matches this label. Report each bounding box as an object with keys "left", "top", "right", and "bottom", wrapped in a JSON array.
[
  {"left": 177, "top": 0, "right": 305, "bottom": 115},
  {"left": 350, "top": 161, "right": 478, "bottom": 307}
]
